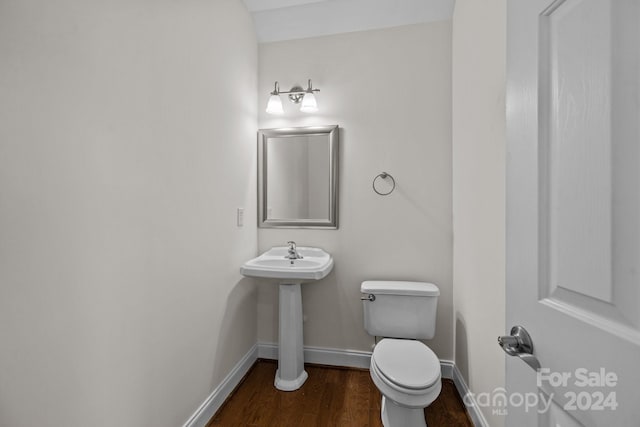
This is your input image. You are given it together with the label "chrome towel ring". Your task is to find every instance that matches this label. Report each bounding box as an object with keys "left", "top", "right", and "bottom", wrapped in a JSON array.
[{"left": 372, "top": 172, "right": 396, "bottom": 196}]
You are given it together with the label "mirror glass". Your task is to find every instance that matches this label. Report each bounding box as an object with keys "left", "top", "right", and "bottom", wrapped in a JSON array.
[{"left": 258, "top": 125, "right": 339, "bottom": 228}]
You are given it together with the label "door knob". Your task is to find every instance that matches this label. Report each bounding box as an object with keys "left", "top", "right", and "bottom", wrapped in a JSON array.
[{"left": 498, "top": 325, "right": 541, "bottom": 371}]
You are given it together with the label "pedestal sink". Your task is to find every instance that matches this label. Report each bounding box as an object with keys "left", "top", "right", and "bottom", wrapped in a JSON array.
[{"left": 240, "top": 246, "right": 333, "bottom": 391}]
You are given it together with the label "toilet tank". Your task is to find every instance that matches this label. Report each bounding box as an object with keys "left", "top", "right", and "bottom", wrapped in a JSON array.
[{"left": 361, "top": 281, "right": 439, "bottom": 339}]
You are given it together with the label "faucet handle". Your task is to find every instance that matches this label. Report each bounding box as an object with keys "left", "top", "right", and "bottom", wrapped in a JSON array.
[{"left": 285, "top": 241, "right": 303, "bottom": 259}]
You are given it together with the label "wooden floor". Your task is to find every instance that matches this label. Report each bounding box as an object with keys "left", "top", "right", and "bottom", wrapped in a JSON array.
[{"left": 207, "top": 360, "right": 473, "bottom": 427}]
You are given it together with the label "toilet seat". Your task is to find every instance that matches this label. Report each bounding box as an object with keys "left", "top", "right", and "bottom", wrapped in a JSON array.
[
  {"left": 371, "top": 339, "right": 440, "bottom": 391},
  {"left": 369, "top": 338, "right": 442, "bottom": 410}
]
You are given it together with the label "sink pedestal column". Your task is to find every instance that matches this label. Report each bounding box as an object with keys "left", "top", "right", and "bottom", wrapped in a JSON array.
[{"left": 275, "top": 282, "right": 308, "bottom": 391}]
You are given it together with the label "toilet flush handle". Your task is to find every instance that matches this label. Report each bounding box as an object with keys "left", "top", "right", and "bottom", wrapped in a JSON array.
[{"left": 360, "top": 294, "right": 376, "bottom": 302}]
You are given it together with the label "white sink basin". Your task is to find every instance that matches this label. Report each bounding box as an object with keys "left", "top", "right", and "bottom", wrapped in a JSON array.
[{"left": 240, "top": 246, "right": 333, "bottom": 281}]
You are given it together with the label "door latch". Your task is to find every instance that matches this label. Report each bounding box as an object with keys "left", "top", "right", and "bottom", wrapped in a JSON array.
[{"left": 498, "top": 325, "right": 541, "bottom": 371}]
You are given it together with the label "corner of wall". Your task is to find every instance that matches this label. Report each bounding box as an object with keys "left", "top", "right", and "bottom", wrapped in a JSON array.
[{"left": 452, "top": 0, "right": 507, "bottom": 426}]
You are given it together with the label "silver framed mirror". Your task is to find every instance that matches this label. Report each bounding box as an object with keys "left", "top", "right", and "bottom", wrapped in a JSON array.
[{"left": 258, "top": 125, "right": 339, "bottom": 228}]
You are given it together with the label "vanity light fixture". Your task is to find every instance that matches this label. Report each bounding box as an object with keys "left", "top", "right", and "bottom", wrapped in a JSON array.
[{"left": 266, "top": 79, "right": 320, "bottom": 114}]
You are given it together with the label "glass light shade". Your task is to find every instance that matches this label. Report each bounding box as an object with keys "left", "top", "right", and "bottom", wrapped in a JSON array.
[
  {"left": 266, "top": 94, "right": 284, "bottom": 114},
  {"left": 300, "top": 92, "right": 318, "bottom": 113}
]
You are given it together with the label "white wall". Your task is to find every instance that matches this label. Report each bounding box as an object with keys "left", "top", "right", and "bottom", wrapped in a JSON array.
[
  {"left": 452, "top": 1, "right": 506, "bottom": 426},
  {"left": 0, "top": 1, "right": 257, "bottom": 426},
  {"left": 257, "top": 23, "right": 453, "bottom": 359}
]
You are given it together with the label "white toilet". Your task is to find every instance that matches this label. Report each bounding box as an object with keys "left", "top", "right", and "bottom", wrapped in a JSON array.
[{"left": 361, "top": 280, "right": 442, "bottom": 427}]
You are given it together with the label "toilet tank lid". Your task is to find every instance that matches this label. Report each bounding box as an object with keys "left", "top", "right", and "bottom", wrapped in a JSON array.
[{"left": 361, "top": 281, "right": 440, "bottom": 296}]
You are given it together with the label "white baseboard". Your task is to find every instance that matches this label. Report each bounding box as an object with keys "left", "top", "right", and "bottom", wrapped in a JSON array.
[
  {"left": 257, "top": 342, "right": 372, "bottom": 369},
  {"left": 181, "top": 344, "right": 258, "bottom": 427},
  {"left": 183, "top": 343, "right": 488, "bottom": 427},
  {"left": 440, "top": 358, "right": 455, "bottom": 379},
  {"left": 446, "top": 361, "right": 490, "bottom": 427}
]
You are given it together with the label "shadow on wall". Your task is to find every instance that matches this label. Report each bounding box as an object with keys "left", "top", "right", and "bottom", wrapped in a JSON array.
[
  {"left": 455, "top": 314, "right": 469, "bottom": 384},
  {"left": 301, "top": 265, "right": 363, "bottom": 349},
  {"left": 394, "top": 185, "right": 451, "bottom": 235},
  {"left": 211, "top": 278, "right": 258, "bottom": 387}
]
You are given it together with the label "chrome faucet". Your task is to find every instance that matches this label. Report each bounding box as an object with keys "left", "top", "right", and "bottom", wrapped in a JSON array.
[{"left": 285, "top": 241, "right": 303, "bottom": 260}]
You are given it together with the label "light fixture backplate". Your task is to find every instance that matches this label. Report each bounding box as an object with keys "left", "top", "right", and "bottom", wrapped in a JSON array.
[{"left": 288, "top": 85, "right": 305, "bottom": 104}]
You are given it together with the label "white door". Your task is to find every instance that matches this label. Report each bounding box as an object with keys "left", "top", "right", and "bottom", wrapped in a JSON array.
[{"left": 506, "top": 0, "right": 640, "bottom": 426}]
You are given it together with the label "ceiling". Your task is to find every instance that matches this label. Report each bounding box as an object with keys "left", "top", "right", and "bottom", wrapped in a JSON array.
[{"left": 243, "top": 0, "right": 455, "bottom": 43}]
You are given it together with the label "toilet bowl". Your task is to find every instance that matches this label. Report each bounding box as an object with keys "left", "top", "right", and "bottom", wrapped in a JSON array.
[{"left": 370, "top": 338, "right": 442, "bottom": 427}]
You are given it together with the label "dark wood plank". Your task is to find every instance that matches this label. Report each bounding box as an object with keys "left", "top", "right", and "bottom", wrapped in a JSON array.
[
  {"left": 349, "top": 369, "right": 373, "bottom": 426},
  {"left": 425, "top": 380, "right": 474, "bottom": 427},
  {"left": 208, "top": 360, "right": 473, "bottom": 427}
]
